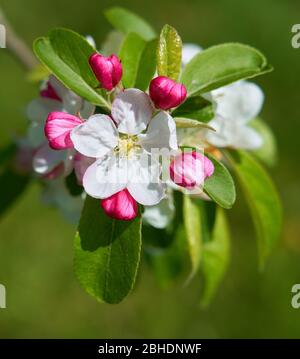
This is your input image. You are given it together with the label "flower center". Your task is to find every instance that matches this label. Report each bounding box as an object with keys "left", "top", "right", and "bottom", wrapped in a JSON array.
[{"left": 115, "top": 134, "right": 139, "bottom": 158}]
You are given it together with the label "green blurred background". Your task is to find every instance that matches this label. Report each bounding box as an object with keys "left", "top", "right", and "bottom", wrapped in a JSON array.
[{"left": 0, "top": 0, "right": 300, "bottom": 338}]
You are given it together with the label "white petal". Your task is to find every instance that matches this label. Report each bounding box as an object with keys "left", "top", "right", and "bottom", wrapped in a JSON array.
[
  {"left": 127, "top": 152, "right": 165, "bottom": 205},
  {"left": 230, "top": 126, "right": 263, "bottom": 149},
  {"left": 212, "top": 81, "right": 264, "bottom": 123},
  {"left": 182, "top": 43, "right": 203, "bottom": 66},
  {"left": 83, "top": 153, "right": 127, "bottom": 199},
  {"left": 33, "top": 143, "right": 66, "bottom": 174},
  {"left": 143, "top": 194, "right": 175, "bottom": 229},
  {"left": 205, "top": 116, "right": 263, "bottom": 149},
  {"left": 138, "top": 111, "right": 178, "bottom": 152},
  {"left": 27, "top": 98, "right": 63, "bottom": 123},
  {"left": 111, "top": 89, "right": 153, "bottom": 135},
  {"left": 204, "top": 115, "right": 232, "bottom": 147},
  {"left": 71, "top": 114, "right": 118, "bottom": 158}
]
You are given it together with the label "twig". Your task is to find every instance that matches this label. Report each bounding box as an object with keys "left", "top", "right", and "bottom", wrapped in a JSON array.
[{"left": 0, "top": 8, "right": 38, "bottom": 70}]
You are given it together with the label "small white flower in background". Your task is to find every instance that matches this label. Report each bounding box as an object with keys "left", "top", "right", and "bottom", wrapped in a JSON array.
[
  {"left": 70, "top": 88, "right": 178, "bottom": 206},
  {"left": 181, "top": 43, "right": 265, "bottom": 150},
  {"left": 143, "top": 190, "right": 175, "bottom": 229},
  {"left": 26, "top": 75, "right": 95, "bottom": 178},
  {"left": 41, "top": 178, "right": 85, "bottom": 224},
  {"left": 205, "top": 81, "right": 264, "bottom": 149}
]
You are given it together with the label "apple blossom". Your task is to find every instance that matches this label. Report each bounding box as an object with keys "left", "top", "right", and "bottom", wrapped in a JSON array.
[
  {"left": 204, "top": 81, "right": 264, "bottom": 150},
  {"left": 69, "top": 88, "right": 178, "bottom": 210},
  {"left": 149, "top": 76, "right": 187, "bottom": 110}
]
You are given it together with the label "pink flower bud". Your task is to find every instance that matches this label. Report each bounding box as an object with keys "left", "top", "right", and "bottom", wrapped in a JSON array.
[
  {"left": 101, "top": 189, "right": 138, "bottom": 221},
  {"left": 149, "top": 76, "right": 187, "bottom": 110},
  {"left": 45, "top": 112, "right": 82, "bottom": 150},
  {"left": 40, "top": 82, "right": 61, "bottom": 102},
  {"left": 89, "top": 53, "right": 122, "bottom": 91},
  {"left": 170, "top": 151, "right": 214, "bottom": 189}
]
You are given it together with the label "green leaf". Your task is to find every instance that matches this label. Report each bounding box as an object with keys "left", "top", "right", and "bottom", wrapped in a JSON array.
[
  {"left": 183, "top": 195, "right": 202, "bottom": 279},
  {"left": 119, "top": 32, "right": 145, "bottom": 88},
  {"left": 204, "top": 154, "right": 236, "bottom": 209},
  {"left": 174, "top": 117, "right": 215, "bottom": 130},
  {"left": 135, "top": 38, "right": 157, "bottom": 90},
  {"left": 225, "top": 150, "right": 282, "bottom": 267},
  {"left": 104, "top": 7, "right": 156, "bottom": 41},
  {"left": 181, "top": 43, "right": 272, "bottom": 96},
  {"left": 65, "top": 171, "right": 83, "bottom": 197},
  {"left": 33, "top": 28, "right": 111, "bottom": 111},
  {"left": 157, "top": 24, "right": 182, "bottom": 81},
  {"left": 172, "top": 96, "right": 214, "bottom": 123},
  {"left": 249, "top": 118, "right": 278, "bottom": 167},
  {"left": 74, "top": 196, "right": 142, "bottom": 304},
  {"left": 201, "top": 207, "right": 230, "bottom": 307}
]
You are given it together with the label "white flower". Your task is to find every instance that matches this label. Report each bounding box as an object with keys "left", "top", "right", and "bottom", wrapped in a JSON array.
[
  {"left": 205, "top": 81, "right": 264, "bottom": 149},
  {"left": 71, "top": 89, "right": 178, "bottom": 206},
  {"left": 41, "top": 178, "right": 85, "bottom": 224}
]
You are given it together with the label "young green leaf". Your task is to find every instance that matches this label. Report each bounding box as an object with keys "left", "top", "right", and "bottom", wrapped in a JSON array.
[
  {"left": 33, "top": 28, "right": 111, "bottom": 111},
  {"left": 174, "top": 117, "right": 215, "bottom": 130},
  {"left": 201, "top": 207, "right": 230, "bottom": 307},
  {"left": 204, "top": 154, "right": 236, "bottom": 209},
  {"left": 172, "top": 96, "right": 214, "bottom": 123},
  {"left": 249, "top": 118, "right": 278, "bottom": 167},
  {"left": 183, "top": 195, "right": 202, "bottom": 280},
  {"left": 74, "top": 196, "right": 142, "bottom": 304},
  {"left": 135, "top": 38, "right": 157, "bottom": 91},
  {"left": 181, "top": 43, "right": 272, "bottom": 96},
  {"left": 104, "top": 7, "right": 156, "bottom": 41},
  {"left": 225, "top": 150, "right": 282, "bottom": 267},
  {"left": 119, "top": 32, "right": 146, "bottom": 88},
  {"left": 157, "top": 24, "right": 182, "bottom": 81}
]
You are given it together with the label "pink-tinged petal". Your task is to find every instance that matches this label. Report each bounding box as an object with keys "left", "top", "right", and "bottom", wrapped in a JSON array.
[
  {"left": 40, "top": 82, "right": 62, "bottom": 102},
  {"left": 101, "top": 189, "right": 138, "bottom": 221},
  {"left": 149, "top": 76, "right": 187, "bottom": 110},
  {"left": 45, "top": 112, "right": 82, "bottom": 150},
  {"left": 170, "top": 151, "right": 214, "bottom": 189},
  {"left": 89, "top": 53, "right": 122, "bottom": 91},
  {"left": 73, "top": 153, "right": 95, "bottom": 184}
]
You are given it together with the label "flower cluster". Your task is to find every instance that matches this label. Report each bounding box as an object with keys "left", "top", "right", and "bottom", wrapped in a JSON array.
[{"left": 22, "top": 45, "right": 218, "bottom": 222}]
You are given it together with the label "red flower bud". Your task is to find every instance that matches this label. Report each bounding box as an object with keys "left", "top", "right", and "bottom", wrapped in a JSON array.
[
  {"left": 101, "top": 189, "right": 138, "bottom": 221},
  {"left": 89, "top": 53, "right": 122, "bottom": 91},
  {"left": 170, "top": 151, "right": 214, "bottom": 189},
  {"left": 149, "top": 76, "right": 187, "bottom": 110}
]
